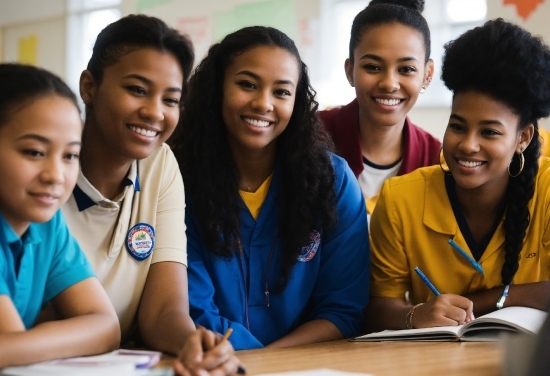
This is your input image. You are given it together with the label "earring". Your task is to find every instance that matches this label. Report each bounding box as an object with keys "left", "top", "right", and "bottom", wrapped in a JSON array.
[
  {"left": 439, "top": 148, "right": 451, "bottom": 175},
  {"left": 420, "top": 85, "right": 427, "bottom": 94},
  {"left": 349, "top": 80, "right": 353, "bottom": 86},
  {"left": 508, "top": 151, "right": 525, "bottom": 177}
]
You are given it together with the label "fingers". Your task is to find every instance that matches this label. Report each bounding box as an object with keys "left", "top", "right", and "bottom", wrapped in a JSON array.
[
  {"left": 414, "top": 294, "right": 474, "bottom": 328},
  {"left": 203, "top": 354, "right": 241, "bottom": 376},
  {"left": 197, "top": 325, "right": 221, "bottom": 350},
  {"left": 200, "top": 337, "right": 236, "bottom": 370}
]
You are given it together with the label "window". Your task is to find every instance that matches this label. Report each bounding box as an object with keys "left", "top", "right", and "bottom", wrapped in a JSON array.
[{"left": 65, "top": 0, "right": 121, "bottom": 104}]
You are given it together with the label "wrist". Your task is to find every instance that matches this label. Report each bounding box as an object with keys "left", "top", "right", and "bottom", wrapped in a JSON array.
[
  {"left": 496, "top": 284, "right": 510, "bottom": 310},
  {"left": 406, "top": 303, "right": 424, "bottom": 329}
]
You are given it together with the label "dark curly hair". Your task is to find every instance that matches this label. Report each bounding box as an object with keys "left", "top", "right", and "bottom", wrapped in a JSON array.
[
  {"left": 86, "top": 14, "right": 194, "bottom": 105},
  {"left": 172, "top": 26, "right": 337, "bottom": 290},
  {"left": 441, "top": 18, "right": 550, "bottom": 286},
  {"left": 0, "top": 63, "right": 79, "bottom": 127},
  {"left": 349, "top": 0, "right": 430, "bottom": 63}
]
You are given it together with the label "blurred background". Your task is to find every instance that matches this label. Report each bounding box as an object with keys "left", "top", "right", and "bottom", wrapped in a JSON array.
[{"left": 0, "top": 0, "right": 548, "bottom": 139}]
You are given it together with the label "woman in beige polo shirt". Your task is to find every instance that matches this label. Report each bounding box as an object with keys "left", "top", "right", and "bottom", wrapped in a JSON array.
[{"left": 61, "top": 15, "right": 239, "bottom": 375}]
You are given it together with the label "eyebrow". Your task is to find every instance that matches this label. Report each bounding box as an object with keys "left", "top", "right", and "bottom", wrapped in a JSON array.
[
  {"left": 235, "top": 70, "right": 296, "bottom": 86},
  {"left": 123, "top": 74, "right": 182, "bottom": 93},
  {"left": 358, "top": 54, "right": 419, "bottom": 63},
  {"left": 16, "top": 134, "right": 82, "bottom": 146},
  {"left": 450, "top": 114, "right": 504, "bottom": 126}
]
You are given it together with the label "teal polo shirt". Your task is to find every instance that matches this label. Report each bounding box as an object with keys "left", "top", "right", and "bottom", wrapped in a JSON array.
[{"left": 0, "top": 211, "right": 95, "bottom": 328}]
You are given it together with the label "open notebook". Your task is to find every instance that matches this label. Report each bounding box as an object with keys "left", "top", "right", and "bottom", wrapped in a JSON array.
[{"left": 352, "top": 306, "right": 547, "bottom": 342}]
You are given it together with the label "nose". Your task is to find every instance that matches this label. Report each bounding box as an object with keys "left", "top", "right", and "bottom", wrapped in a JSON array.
[
  {"left": 139, "top": 97, "right": 164, "bottom": 122},
  {"left": 40, "top": 157, "right": 64, "bottom": 185},
  {"left": 378, "top": 71, "right": 399, "bottom": 93},
  {"left": 251, "top": 90, "right": 273, "bottom": 113},
  {"left": 458, "top": 132, "right": 480, "bottom": 154}
]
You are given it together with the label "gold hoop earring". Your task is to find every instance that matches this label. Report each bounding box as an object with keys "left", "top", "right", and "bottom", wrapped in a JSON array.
[
  {"left": 508, "top": 151, "right": 525, "bottom": 177},
  {"left": 439, "top": 148, "right": 451, "bottom": 175}
]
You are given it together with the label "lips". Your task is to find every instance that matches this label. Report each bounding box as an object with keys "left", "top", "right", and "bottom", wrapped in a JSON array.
[
  {"left": 374, "top": 98, "right": 404, "bottom": 106},
  {"left": 457, "top": 159, "right": 485, "bottom": 168}
]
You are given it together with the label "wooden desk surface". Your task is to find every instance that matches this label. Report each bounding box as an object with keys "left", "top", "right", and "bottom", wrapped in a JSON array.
[{"left": 235, "top": 339, "right": 502, "bottom": 376}]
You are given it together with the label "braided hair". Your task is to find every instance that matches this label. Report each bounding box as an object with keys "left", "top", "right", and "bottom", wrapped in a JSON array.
[{"left": 441, "top": 18, "right": 550, "bottom": 285}]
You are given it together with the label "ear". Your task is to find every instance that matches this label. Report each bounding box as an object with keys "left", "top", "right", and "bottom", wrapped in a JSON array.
[
  {"left": 344, "top": 58, "right": 354, "bottom": 87},
  {"left": 79, "top": 70, "right": 97, "bottom": 105},
  {"left": 517, "top": 124, "right": 535, "bottom": 153},
  {"left": 423, "top": 59, "right": 435, "bottom": 88}
]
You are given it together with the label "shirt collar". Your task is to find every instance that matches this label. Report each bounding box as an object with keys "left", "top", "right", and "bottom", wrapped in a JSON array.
[
  {"left": 0, "top": 211, "right": 41, "bottom": 245},
  {"left": 73, "top": 162, "right": 140, "bottom": 212}
]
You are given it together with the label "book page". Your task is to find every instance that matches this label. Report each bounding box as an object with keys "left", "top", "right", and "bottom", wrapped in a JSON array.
[
  {"left": 352, "top": 325, "right": 462, "bottom": 342},
  {"left": 460, "top": 307, "right": 547, "bottom": 338},
  {"left": 257, "top": 369, "right": 372, "bottom": 376}
]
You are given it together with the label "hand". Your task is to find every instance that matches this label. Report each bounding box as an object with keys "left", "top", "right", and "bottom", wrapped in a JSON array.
[
  {"left": 413, "top": 294, "right": 474, "bottom": 328},
  {"left": 173, "top": 326, "right": 241, "bottom": 376}
]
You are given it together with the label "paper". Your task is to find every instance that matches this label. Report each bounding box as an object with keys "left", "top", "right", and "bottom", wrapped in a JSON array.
[
  {"left": 503, "top": 0, "right": 545, "bottom": 20},
  {"left": 257, "top": 369, "right": 372, "bottom": 376},
  {"left": 17, "top": 34, "right": 38, "bottom": 65},
  {"left": 136, "top": 0, "right": 172, "bottom": 13}
]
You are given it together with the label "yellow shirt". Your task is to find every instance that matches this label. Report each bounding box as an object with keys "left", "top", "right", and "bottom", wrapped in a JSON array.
[
  {"left": 370, "top": 160, "right": 550, "bottom": 305},
  {"left": 540, "top": 127, "right": 550, "bottom": 159},
  {"left": 239, "top": 173, "right": 273, "bottom": 220}
]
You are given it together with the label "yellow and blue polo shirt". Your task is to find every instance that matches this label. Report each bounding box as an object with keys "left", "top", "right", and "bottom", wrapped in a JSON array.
[{"left": 370, "top": 159, "right": 550, "bottom": 305}]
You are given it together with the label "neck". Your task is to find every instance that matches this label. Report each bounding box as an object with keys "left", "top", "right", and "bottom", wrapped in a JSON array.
[
  {"left": 230, "top": 142, "right": 276, "bottom": 192},
  {"left": 359, "top": 113, "right": 405, "bottom": 165},
  {"left": 80, "top": 124, "right": 134, "bottom": 200},
  {"left": 455, "top": 180, "right": 508, "bottom": 223}
]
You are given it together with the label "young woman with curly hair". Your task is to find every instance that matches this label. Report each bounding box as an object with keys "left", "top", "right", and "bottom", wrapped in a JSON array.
[
  {"left": 172, "top": 26, "right": 369, "bottom": 350},
  {"left": 367, "top": 18, "right": 550, "bottom": 332},
  {"left": 318, "top": 0, "right": 440, "bottom": 217}
]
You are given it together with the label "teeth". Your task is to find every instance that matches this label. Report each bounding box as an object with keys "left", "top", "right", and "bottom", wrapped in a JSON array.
[
  {"left": 375, "top": 98, "right": 401, "bottom": 106},
  {"left": 129, "top": 125, "right": 157, "bottom": 137},
  {"left": 458, "top": 160, "right": 483, "bottom": 168},
  {"left": 244, "top": 117, "right": 270, "bottom": 127}
]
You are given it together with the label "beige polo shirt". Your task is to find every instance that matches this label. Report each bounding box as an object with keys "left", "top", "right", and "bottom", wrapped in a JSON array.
[{"left": 62, "top": 144, "right": 187, "bottom": 340}]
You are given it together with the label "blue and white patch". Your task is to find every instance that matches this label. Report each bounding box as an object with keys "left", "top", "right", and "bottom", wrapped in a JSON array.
[
  {"left": 297, "top": 230, "right": 321, "bottom": 262},
  {"left": 126, "top": 222, "right": 155, "bottom": 261}
]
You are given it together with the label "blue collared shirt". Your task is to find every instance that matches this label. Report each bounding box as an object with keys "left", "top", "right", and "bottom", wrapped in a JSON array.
[{"left": 0, "top": 211, "right": 95, "bottom": 328}]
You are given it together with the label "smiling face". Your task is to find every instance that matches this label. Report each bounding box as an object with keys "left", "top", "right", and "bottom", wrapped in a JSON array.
[
  {"left": 80, "top": 48, "right": 183, "bottom": 161},
  {"left": 0, "top": 95, "right": 82, "bottom": 236},
  {"left": 442, "top": 90, "right": 533, "bottom": 194},
  {"left": 222, "top": 45, "right": 300, "bottom": 157},
  {"left": 345, "top": 23, "right": 433, "bottom": 129}
]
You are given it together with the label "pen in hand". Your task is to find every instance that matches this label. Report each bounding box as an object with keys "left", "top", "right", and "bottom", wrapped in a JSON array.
[
  {"left": 414, "top": 266, "right": 440, "bottom": 296},
  {"left": 220, "top": 328, "right": 246, "bottom": 375}
]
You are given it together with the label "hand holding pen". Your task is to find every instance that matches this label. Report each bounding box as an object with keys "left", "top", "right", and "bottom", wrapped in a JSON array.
[{"left": 412, "top": 267, "right": 474, "bottom": 328}]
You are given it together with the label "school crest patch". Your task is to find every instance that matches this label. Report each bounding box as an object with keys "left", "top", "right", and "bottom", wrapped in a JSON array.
[
  {"left": 126, "top": 222, "right": 155, "bottom": 261},
  {"left": 297, "top": 230, "right": 321, "bottom": 262}
]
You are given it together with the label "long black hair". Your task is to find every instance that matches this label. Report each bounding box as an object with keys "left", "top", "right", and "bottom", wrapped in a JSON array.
[
  {"left": 173, "top": 26, "right": 337, "bottom": 290},
  {"left": 441, "top": 18, "right": 550, "bottom": 285}
]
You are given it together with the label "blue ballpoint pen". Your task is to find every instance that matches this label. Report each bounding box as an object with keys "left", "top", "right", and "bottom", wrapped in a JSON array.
[
  {"left": 448, "top": 239, "right": 485, "bottom": 274},
  {"left": 414, "top": 267, "right": 440, "bottom": 296}
]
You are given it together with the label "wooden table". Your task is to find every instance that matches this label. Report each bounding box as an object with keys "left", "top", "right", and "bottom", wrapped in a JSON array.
[{"left": 235, "top": 339, "right": 502, "bottom": 376}]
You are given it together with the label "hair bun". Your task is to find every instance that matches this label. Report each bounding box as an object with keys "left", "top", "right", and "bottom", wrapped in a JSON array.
[{"left": 368, "top": 0, "right": 424, "bottom": 12}]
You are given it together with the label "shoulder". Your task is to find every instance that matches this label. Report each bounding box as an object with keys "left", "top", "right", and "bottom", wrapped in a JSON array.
[
  {"left": 139, "top": 143, "right": 177, "bottom": 167},
  {"left": 137, "top": 143, "right": 182, "bottom": 189},
  {"left": 405, "top": 118, "right": 441, "bottom": 148},
  {"left": 382, "top": 165, "right": 440, "bottom": 198},
  {"left": 318, "top": 100, "right": 358, "bottom": 130},
  {"left": 536, "top": 157, "right": 550, "bottom": 191}
]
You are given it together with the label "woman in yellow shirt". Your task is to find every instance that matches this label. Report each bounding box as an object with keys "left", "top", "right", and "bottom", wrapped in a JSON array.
[{"left": 368, "top": 18, "right": 550, "bottom": 331}]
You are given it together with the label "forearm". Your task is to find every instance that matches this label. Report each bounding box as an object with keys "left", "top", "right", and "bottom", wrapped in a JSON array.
[
  {"left": 0, "top": 312, "right": 119, "bottom": 368},
  {"left": 466, "top": 281, "right": 550, "bottom": 316},
  {"left": 266, "top": 319, "right": 343, "bottom": 348},
  {"left": 140, "top": 308, "right": 196, "bottom": 355},
  {"left": 364, "top": 297, "right": 411, "bottom": 332}
]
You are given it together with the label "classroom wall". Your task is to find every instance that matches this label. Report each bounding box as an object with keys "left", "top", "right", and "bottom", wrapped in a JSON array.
[{"left": 0, "top": 0, "right": 549, "bottom": 137}]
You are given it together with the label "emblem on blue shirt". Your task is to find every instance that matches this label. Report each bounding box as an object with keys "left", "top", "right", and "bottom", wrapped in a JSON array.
[
  {"left": 297, "top": 230, "right": 320, "bottom": 262},
  {"left": 126, "top": 223, "right": 155, "bottom": 261}
]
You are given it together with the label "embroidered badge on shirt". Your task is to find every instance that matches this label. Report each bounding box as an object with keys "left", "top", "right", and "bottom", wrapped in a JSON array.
[
  {"left": 126, "top": 223, "right": 155, "bottom": 261},
  {"left": 297, "top": 230, "right": 321, "bottom": 262}
]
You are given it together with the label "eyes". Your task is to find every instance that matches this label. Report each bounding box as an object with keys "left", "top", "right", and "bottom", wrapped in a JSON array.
[
  {"left": 125, "top": 85, "right": 181, "bottom": 107},
  {"left": 447, "top": 123, "right": 503, "bottom": 137},
  {"left": 22, "top": 148, "right": 80, "bottom": 162},
  {"left": 362, "top": 63, "right": 418, "bottom": 75},
  {"left": 236, "top": 80, "right": 293, "bottom": 98}
]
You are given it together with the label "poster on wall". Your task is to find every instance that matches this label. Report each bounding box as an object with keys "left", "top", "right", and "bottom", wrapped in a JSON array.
[
  {"left": 503, "top": 0, "right": 545, "bottom": 20},
  {"left": 214, "top": 0, "right": 296, "bottom": 42},
  {"left": 137, "top": 0, "right": 172, "bottom": 13},
  {"left": 18, "top": 34, "right": 37, "bottom": 65}
]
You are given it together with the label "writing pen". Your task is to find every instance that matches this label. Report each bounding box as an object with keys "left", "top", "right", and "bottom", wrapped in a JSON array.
[
  {"left": 448, "top": 239, "right": 485, "bottom": 275},
  {"left": 221, "top": 328, "right": 246, "bottom": 375},
  {"left": 414, "top": 266, "right": 440, "bottom": 296}
]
